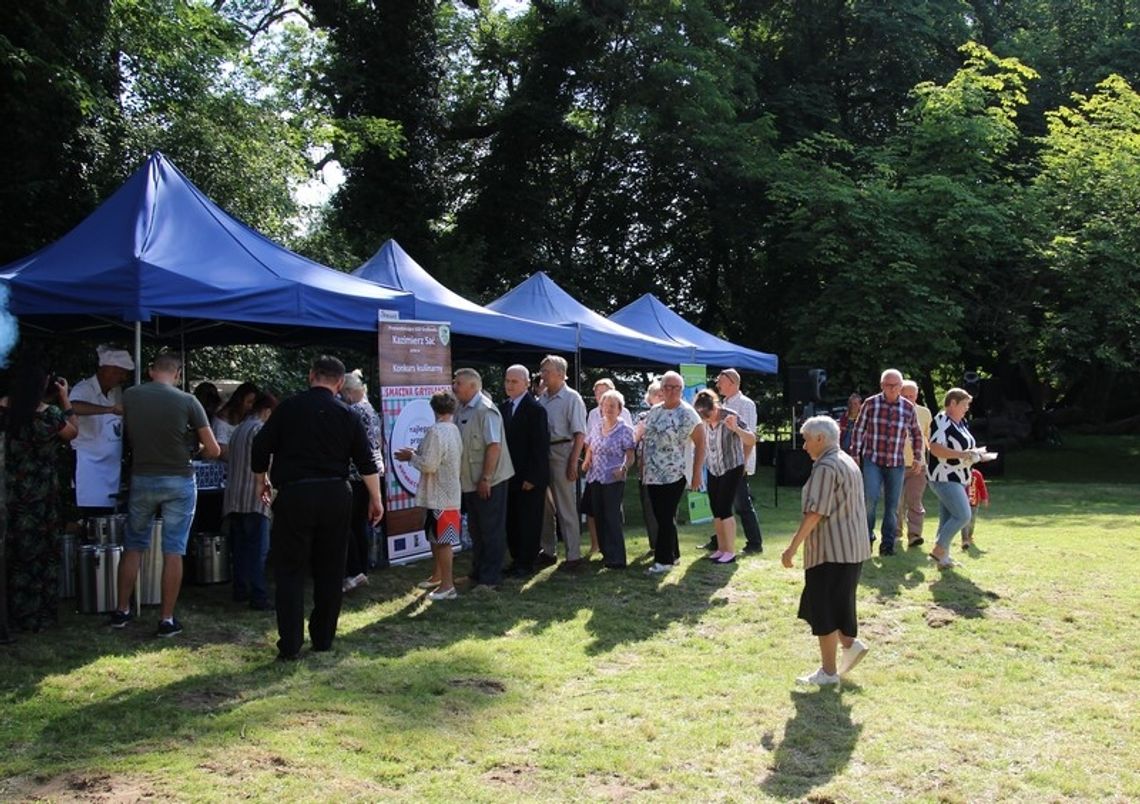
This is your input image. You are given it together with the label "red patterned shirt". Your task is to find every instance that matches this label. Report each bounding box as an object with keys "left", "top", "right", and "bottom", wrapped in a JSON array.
[{"left": 849, "top": 393, "right": 924, "bottom": 468}]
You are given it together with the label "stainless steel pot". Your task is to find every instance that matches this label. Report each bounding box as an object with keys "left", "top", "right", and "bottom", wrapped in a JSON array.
[
  {"left": 84, "top": 514, "right": 128, "bottom": 545},
  {"left": 137, "top": 518, "right": 163, "bottom": 606},
  {"left": 77, "top": 544, "right": 122, "bottom": 614},
  {"left": 189, "top": 533, "right": 230, "bottom": 584}
]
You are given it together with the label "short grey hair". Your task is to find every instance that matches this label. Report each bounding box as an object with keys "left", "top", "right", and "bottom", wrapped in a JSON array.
[
  {"left": 540, "top": 355, "right": 568, "bottom": 375},
  {"left": 881, "top": 368, "right": 903, "bottom": 384},
  {"left": 343, "top": 369, "right": 366, "bottom": 393},
  {"left": 600, "top": 388, "right": 625, "bottom": 410},
  {"left": 644, "top": 380, "right": 662, "bottom": 406},
  {"left": 800, "top": 415, "right": 839, "bottom": 445},
  {"left": 901, "top": 379, "right": 918, "bottom": 393},
  {"left": 505, "top": 364, "right": 530, "bottom": 382},
  {"left": 454, "top": 367, "right": 482, "bottom": 390}
]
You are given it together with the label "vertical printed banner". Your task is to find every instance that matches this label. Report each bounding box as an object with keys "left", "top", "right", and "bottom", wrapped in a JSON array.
[
  {"left": 378, "top": 320, "right": 453, "bottom": 565},
  {"left": 679, "top": 362, "right": 713, "bottom": 525}
]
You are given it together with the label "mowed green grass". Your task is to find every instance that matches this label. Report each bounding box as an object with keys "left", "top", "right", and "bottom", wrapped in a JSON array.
[{"left": 1, "top": 435, "right": 1138, "bottom": 802}]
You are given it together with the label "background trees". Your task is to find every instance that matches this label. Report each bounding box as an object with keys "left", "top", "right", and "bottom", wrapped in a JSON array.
[{"left": 3, "top": 0, "right": 1139, "bottom": 425}]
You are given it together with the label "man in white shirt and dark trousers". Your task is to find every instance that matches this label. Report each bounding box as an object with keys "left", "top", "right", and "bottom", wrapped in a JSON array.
[
  {"left": 700, "top": 369, "right": 763, "bottom": 553},
  {"left": 70, "top": 344, "right": 134, "bottom": 514}
]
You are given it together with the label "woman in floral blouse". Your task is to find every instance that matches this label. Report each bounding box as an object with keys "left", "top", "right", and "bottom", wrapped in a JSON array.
[{"left": 582, "top": 390, "right": 636, "bottom": 568}]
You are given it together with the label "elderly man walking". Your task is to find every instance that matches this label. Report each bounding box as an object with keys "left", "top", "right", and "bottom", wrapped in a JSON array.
[
  {"left": 782, "top": 415, "right": 871, "bottom": 686},
  {"left": 897, "top": 379, "right": 933, "bottom": 548},
  {"left": 536, "top": 355, "right": 588, "bottom": 571},
  {"left": 453, "top": 368, "right": 514, "bottom": 589},
  {"left": 848, "top": 368, "right": 925, "bottom": 556}
]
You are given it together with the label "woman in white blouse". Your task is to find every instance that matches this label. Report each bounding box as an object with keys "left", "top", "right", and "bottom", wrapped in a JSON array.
[{"left": 394, "top": 391, "right": 463, "bottom": 600}]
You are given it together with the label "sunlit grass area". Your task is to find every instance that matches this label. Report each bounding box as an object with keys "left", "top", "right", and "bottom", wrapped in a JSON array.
[{"left": 2, "top": 436, "right": 1138, "bottom": 801}]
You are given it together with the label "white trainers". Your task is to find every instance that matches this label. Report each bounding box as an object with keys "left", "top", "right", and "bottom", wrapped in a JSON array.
[
  {"left": 428, "top": 587, "right": 457, "bottom": 601},
  {"left": 342, "top": 573, "right": 368, "bottom": 592},
  {"left": 795, "top": 668, "right": 841, "bottom": 686},
  {"left": 416, "top": 578, "right": 442, "bottom": 590},
  {"left": 646, "top": 562, "right": 674, "bottom": 575},
  {"left": 838, "top": 638, "right": 869, "bottom": 677}
]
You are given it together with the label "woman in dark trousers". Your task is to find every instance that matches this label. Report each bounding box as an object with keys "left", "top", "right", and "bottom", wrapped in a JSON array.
[{"left": 581, "top": 390, "right": 636, "bottom": 568}]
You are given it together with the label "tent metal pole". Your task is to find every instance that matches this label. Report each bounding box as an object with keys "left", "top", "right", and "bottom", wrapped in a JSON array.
[{"left": 134, "top": 322, "right": 142, "bottom": 385}]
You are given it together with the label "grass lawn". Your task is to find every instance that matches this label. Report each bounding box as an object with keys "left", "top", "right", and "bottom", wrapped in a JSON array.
[{"left": 2, "top": 435, "right": 1138, "bottom": 802}]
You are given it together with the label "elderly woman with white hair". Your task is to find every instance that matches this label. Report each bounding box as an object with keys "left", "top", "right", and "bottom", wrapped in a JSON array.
[
  {"left": 581, "top": 388, "right": 636, "bottom": 568},
  {"left": 637, "top": 371, "right": 705, "bottom": 575},
  {"left": 341, "top": 369, "right": 385, "bottom": 592},
  {"left": 781, "top": 415, "right": 872, "bottom": 687}
]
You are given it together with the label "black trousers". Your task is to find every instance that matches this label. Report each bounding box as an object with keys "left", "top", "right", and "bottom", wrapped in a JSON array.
[
  {"left": 734, "top": 472, "right": 763, "bottom": 548},
  {"left": 270, "top": 480, "right": 352, "bottom": 656},
  {"left": 592, "top": 480, "right": 627, "bottom": 567},
  {"left": 648, "top": 478, "right": 687, "bottom": 566},
  {"left": 345, "top": 479, "right": 371, "bottom": 578},
  {"left": 463, "top": 482, "right": 508, "bottom": 586},
  {"left": 506, "top": 480, "right": 547, "bottom": 570}
]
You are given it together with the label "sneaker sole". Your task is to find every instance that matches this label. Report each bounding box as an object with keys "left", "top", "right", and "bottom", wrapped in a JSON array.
[
  {"left": 156, "top": 628, "right": 183, "bottom": 638},
  {"left": 839, "top": 646, "right": 869, "bottom": 677}
]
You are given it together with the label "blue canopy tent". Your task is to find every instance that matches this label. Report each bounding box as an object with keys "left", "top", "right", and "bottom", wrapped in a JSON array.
[
  {"left": 0, "top": 152, "right": 415, "bottom": 352},
  {"left": 352, "top": 239, "right": 577, "bottom": 355},
  {"left": 486, "top": 272, "right": 694, "bottom": 368},
  {"left": 609, "top": 294, "right": 779, "bottom": 374}
]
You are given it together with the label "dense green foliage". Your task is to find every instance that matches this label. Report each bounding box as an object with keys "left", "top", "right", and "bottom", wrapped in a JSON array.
[{"left": 2, "top": 0, "right": 1139, "bottom": 420}]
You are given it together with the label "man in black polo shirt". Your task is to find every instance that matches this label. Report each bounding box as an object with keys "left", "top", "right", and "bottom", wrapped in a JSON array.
[{"left": 251, "top": 356, "right": 382, "bottom": 660}]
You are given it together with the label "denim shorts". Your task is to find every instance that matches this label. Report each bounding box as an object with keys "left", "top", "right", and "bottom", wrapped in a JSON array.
[{"left": 125, "top": 474, "right": 197, "bottom": 555}]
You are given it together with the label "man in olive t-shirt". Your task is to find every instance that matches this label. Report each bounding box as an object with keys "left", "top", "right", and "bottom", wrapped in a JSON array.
[{"left": 108, "top": 353, "right": 220, "bottom": 638}]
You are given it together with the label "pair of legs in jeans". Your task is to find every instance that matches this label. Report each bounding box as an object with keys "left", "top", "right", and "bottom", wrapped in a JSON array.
[
  {"left": 862, "top": 462, "right": 904, "bottom": 553},
  {"left": 928, "top": 480, "right": 972, "bottom": 565}
]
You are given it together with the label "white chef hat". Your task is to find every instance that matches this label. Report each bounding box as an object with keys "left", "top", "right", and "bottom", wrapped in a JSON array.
[{"left": 96, "top": 344, "right": 135, "bottom": 371}]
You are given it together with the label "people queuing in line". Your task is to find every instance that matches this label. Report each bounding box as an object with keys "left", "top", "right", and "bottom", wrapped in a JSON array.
[
  {"left": 394, "top": 390, "right": 463, "bottom": 600},
  {"left": 925, "top": 387, "right": 984, "bottom": 570},
  {"left": 537, "top": 355, "right": 588, "bottom": 572},
  {"left": 211, "top": 381, "right": 259, "bottom": 459},
  {"left": 341, "top": 369, "right": 384, "bottom": 593},
  {"left": 581, "top": 389, "right": 636, "bottom": 569},
  {"left": 782, "top": 415, "right": 871, "bottom": 686},
  {"left": 499, "top": 365, "right": 549, "bottom": 577},
  {"left": 636, "top": 371, "right": 706, "bottom": 575},
  {"left": 692, "top": 387, "right": 756, "bottom": 565},
  {"left": 70, "top": 344, "right": 133, "bottom": 514},
  {"left": 192, "top": 382, "right": 222, "bottom": 421},
  {"left": 250, "top": 355, "right": 382, "bottom": 661},
  {"left": 635, "top": 380, "right": 663, "bottom": 555},
  {"left": 1, "top": 351, "right": 78, "bottom": 636},
  {"left": 223, "top": 391, "right": 277, "bottom": 611},
  {"left": 583, "top": 378, "right": 634, "bottom": 556},
  {"left": 110, "top": 352, "right": 220, "bottom": 637}
]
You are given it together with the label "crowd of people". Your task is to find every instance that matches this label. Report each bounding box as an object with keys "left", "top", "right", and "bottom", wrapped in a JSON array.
[{"left": 1, "top": 346, "right": 994, "bottom": 687}]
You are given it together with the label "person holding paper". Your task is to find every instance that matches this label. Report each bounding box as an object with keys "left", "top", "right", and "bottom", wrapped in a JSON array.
[{"left": 925, "top": 387, "right": 989, "bottom": 569}]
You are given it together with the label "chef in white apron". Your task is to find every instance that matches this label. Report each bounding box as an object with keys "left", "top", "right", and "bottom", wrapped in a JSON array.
[{"left": 70, "top": 345, "right": 134, "bottom": 511}]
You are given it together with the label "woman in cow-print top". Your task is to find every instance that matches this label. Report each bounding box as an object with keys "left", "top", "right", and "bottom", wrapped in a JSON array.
[{"left": 926, "top": 388, "right": 980, "bottom": 568}]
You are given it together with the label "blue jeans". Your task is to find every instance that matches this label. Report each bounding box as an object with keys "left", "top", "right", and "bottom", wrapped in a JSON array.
[
  {"left": 229, "top": 512, "right": 270, "bottom": 605},
  {"left": 862, "top": 462, "right": 905, "bottom": 551},
  {"left": 125, "top": 474, "right": 197, "bottom": 555},
  {"left": 928, "top": 481, "right": 973, "bottom": 552}
]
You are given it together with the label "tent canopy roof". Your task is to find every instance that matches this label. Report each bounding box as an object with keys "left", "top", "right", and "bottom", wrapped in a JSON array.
[
  {"left": 609, "top": 294, "right": 778, "bottom": 374},
  {"left": 0, "top": 151, "right": 414, "bottom": 344},
  {"left": 353, "top": 240, "right": 577, "bottom": 353},
  {"left": 486, "top": 273, "right": 693, "bottom": 367}
]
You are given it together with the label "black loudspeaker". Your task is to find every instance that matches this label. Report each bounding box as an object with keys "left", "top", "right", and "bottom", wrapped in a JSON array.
[
  {"left": 787, "top": 366, "right": 827, "bottom": 403},
  {"left": 777, "top": 447, "right": 813, "bottom": 486}
]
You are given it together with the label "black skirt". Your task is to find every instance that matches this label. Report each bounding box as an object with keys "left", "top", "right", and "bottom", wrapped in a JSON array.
[{"left": 798, "top": 561, "right": 863, "bottom": 637}]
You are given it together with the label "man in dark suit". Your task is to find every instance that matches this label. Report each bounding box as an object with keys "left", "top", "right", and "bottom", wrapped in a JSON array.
[{"left": 499, "top": 364, "right": 550, "bottom": 576}]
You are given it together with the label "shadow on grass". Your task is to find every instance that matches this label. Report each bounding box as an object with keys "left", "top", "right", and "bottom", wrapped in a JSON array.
[
  {"left": 760, "top": 687, "right": 862, "bottom": 799},
  {"left": 858, "top": 547, "right": 929, "bottom": 602},
  {"left": 929, "top": 567, "right": 1001, "bottom": 619}
]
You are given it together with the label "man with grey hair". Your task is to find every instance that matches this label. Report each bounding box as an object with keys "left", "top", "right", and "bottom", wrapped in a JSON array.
[
  {"left": 712, "top": 368, "right": 764, "bottom": 553},
  {"left": 499, "top": 364, "right": 549, "bottom": 576},
  {"left": 537, "top": 355, "right": 588, "bottom": 571},
  {"left": 897, "top": 379, "right": 932, "bottom": 548},
  {"left": 848, "top": 368, "right": 925, "bottom": 556},
  {"left": 782, "top": 415, "right": 871, "bottom": 686},
  {"left": 453, "top": 368, "right": 514, "bottom": 588}
]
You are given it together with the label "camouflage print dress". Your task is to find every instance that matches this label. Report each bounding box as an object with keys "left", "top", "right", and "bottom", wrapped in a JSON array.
[{"left": 3, "top": 405, "right": 67, "bottom": 632}]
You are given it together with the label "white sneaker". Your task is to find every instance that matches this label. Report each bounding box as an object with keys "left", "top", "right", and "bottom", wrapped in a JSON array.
[
  {"left": 342, "top": 576, "right": 357, "bottom": 593},
  {"left": 416, "top": 578, "right": 442, "bottom": 590},
  {"left": 351, "top": 573, "right": 368, "bottom": 587},
  {"left": 428, "top": 587, "right": 457, "bottom": 601},
  {"left": 795, "top": 668, "right": 841, "bottom": 686},
  {"left": 646, "top": 562, "right": 673, "bottom": 575},
  {"left": 838, "top": 638, "right": 869, "bottom": 677}
]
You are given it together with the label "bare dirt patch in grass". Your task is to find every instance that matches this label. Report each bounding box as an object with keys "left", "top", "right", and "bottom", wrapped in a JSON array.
[
  {"left": 483, "top": 762, "right": 541, "bottom": 792},
  {"left": 21, "top": 771, "right": 157, "bottom": 802}
]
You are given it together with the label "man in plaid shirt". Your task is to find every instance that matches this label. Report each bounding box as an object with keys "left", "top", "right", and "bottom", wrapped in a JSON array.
[{"left": 848, "top": 369, "right": 925, "bottom": 556}]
